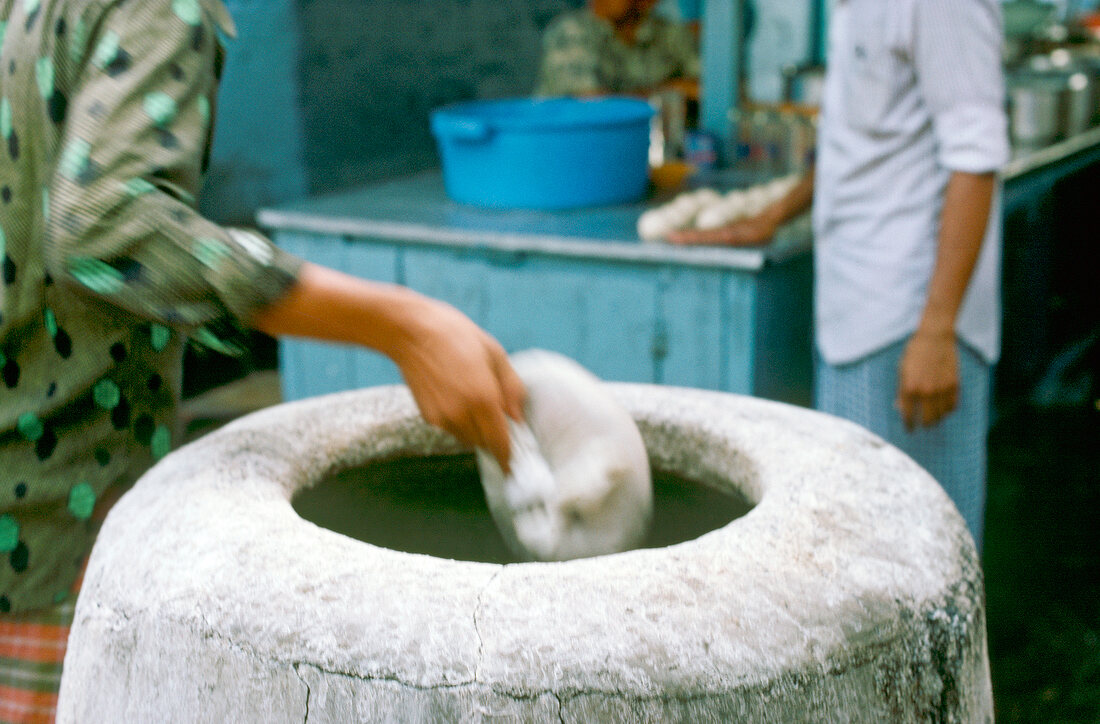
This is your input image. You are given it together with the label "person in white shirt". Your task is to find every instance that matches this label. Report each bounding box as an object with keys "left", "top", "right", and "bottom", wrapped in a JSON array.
[{"left": 670, "top": 0, "right": 1009, "bottom": 551}]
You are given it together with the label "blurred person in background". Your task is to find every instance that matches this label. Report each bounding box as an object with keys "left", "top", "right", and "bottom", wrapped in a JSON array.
[
  {"left": 0, "top": 0, "right": 523, "bottom": 719},
  {"left": 670, "top": 0, "right": 1010, "bottom": 552},
  {"left": 535, "top": 0, "right": 700, "bottom": 99}
]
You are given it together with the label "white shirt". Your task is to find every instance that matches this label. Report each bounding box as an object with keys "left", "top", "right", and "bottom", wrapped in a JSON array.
[{"left": 813, "top": 0, "right": 1010, "bottom": 365}]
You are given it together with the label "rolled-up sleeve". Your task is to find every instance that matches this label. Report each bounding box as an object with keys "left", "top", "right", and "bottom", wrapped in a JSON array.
[
  {"left": 44, "top": 0, "right": 300, "bottom": 336},
  {"left": 912, "top": 0, "right": 1010, "bottom": 174}
]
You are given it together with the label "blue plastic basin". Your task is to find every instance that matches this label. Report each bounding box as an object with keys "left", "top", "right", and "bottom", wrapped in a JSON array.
[{"left": 431, "top": 97, "right": 654, "bottom": 210}]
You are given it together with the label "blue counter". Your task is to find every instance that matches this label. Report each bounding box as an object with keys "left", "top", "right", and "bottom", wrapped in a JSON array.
[{"left": 258, "top": 172, "right": 814, "bottom": 406}]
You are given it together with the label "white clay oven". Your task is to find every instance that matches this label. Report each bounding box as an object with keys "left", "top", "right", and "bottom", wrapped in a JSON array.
[{"left": 57, "top": 384, "right": 992, "bottom": 723}]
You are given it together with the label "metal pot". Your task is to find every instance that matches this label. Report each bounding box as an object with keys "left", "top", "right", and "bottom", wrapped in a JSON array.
[
  {"left": 1007, "top": 64, "right": 1097, "bottom": 148},
  {"left": 1008, "top": 71, "right": 1067, "bottom": 147},
  {"left": 1064, "top": 69, "right": 1094, "bottom": 136},
  {"left": 1025, "top": 49, "right": 1100, "bottom": 136}
]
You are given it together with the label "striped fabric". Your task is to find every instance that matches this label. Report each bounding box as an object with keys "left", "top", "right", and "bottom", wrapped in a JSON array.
[
  {"left": 0, "top": 588, "right": 76, "bottom": 724},
  {"left": 815, "top": 337, "right": 992, "bottom": 552},
  {"left": 0, "top": 482, "right": 120, "bottom": 724}
]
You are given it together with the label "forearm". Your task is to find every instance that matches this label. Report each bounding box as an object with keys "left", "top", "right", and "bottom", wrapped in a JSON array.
[
  {"left": 917, "top": 171, "right": 995, "bottom": 336},
  {"left": 249, "top": 262, "right": 427, "bottom": 360},
  {"left": 250, "top": 262, "right": 526, "bottom": 469}
]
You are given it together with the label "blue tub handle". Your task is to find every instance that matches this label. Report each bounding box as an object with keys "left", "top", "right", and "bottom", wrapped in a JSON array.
[{"left": 443, "top": 118, "right": 493, "bottom": 144}]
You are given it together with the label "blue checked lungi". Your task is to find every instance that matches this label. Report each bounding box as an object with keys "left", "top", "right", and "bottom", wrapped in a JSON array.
[{"left": 815, "top": 337, "right": 992, "bottom": 551}]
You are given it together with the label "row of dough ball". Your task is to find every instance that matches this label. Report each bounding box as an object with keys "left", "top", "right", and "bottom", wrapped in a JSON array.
[{"left": 637, "top": 174, "right": 801, "bottom": 242}]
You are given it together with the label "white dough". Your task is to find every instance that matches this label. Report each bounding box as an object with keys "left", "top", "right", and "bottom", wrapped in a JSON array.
[
  {"left": 636, "top": 188, "right": 720, "bottom": 241},
  {"left": 695, "top": 190, "right": 749, "bottom": 229},
  {"left": 476, "top": 350, "right": 653, "bottom": 561},
  {"left": 763, "top": 174, "right": 799, "bottom": 204},
  {"left": 642, "top": 176, "right": 801, "bottom": 239},
  {"left": 741, "top": 186, "right": 771, "bottom": 217}
]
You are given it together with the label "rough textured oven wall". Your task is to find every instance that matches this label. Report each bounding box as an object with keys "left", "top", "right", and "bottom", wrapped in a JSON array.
[{"left": 294, "top": 0, "right": 584, "bottom": 194}]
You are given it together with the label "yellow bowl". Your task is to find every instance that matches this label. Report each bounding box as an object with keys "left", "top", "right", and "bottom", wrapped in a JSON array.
[{"left": 649, "top": 161, "right": 696, "bottom": 192}]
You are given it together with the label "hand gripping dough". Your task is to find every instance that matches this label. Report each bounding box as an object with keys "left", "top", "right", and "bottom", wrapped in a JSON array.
[{"left": 476, "top": 350, "right": 653, "bottom": 561}]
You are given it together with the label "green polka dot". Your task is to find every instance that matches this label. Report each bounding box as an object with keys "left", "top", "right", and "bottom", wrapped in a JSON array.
[
  {"left": 17, "top": 413, "right": 44, "bottom": 442},
  {"left": 43, "top": 308, "right": 58, "bottom": 336},
  {"left": 0, "top": 22, "right": 7, "bottom": 45},
  {"left": 70, "top": 18, "right": 88, "bottom": 64},
  {"left": 172, "top": 0, "right": 202, "bottom": 25},
  {"left": 0, "top": 515, "right": 19, "bottom": 553},
  {"left": 91, "top": 31, "right": 120, "bottom": 71},
  {"left": 59, "top": 138, "right": 91, "bottom": 181},
  {"left": 198, "top": 96, "right": 210, "bottom": 126},
  {"left": 194, "top": 237, "right": 231, "bottom": 268},
  {"left": 0, "top": 224, "right": 6, "bottom": 261},
  {"left": 151, "top": 324, "right": 171, "bottom": 351},
  {"left": 69, "top": 256, "right": 125, "bottom": 294},
  {"left": 0, "top": 97, "right": 11, "bottom": 139},
  {"left": 93, "top": 379, "right": 121, "bottom": 409},
  {"left": 67, "top": 482, "right": 96, "bottom": 521},
  {"left": 193, "top": 327, "right": 244, "bottom": 356},
  {"left": 124, "top": 178, "right": 156, "bottom": 196},
  {"left": 151, "top": 425, "right": 172, "bottom": 460},
  {"left": 35, "top": 56, "right": 54, "bottom": 100},
  {"left": 143, "top": 92, "right": 177, "bottom": 129},
  {"left": 53, "top": 590, "right": 69, "bottom": 604}
]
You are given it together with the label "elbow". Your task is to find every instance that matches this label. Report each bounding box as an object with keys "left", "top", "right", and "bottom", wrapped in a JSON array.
[{"left": 42, "top": 187, "right": 132, "bottom": 293}]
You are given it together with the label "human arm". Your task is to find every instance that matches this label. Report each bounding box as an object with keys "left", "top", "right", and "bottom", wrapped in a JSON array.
[
  {"left": 667, "top": 169, "right": 814, "bottom": 246},
  {"left": 250, "top": 263, "right": 525, "bottom": 469},
  {"left": 896, "top": 171, "right": 994, "bottom": 430},
  {"left": 896, "top": 0, "right": 1008, "bottom": 429},
  {"left": 44, "top": 0, "right": 294, "bottom": 341},
  {"left": 44, "top": 0, "right": 523, "bottom": 469},
  {"left": 653, "top": 14, "right": 700, "bottom": 100}
]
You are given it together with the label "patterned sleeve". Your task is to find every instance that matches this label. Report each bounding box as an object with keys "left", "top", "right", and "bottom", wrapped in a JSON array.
[
  {"left": 668, "top": 20, "right": 695, "bottom": 79},
  {"left": 43, "top": 0, "right": 300, "bottom": 344},
  {"left": 535, "top": 13, "right": 603, "bottom": 96},
  {"left": 660, "top": 18, "right": 700, "bottom": 80}
]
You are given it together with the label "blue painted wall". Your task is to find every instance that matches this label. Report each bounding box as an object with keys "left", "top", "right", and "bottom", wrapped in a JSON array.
[
  {"left": 200, "top": 0, "right": 309, "bottom": 225},
  {"left": 200, "top": 0, "right": 583, "bottom": 224}
]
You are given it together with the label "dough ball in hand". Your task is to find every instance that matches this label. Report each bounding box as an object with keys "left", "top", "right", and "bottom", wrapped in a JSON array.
[{"left": 476, "top": 350, "right": 653, "bottom": 561}]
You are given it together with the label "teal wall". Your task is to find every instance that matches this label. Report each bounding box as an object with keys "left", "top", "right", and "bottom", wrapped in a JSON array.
[
  {"left": 200, "top": 0, "right": 583, "bottom": 225},
  {"left": 200, "top": 0, "right": 309, "bottom": 225}
]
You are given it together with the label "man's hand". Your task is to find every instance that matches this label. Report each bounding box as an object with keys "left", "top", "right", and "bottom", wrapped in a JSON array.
[
  {"left": 895, "top": 170, "right": 996, "bottom": 432},
  {"left": 896, "top": 330, "right": 959, "bottom": 431},
  {"left": 666, "top": 211, "right": 780, "bottom": 247}
]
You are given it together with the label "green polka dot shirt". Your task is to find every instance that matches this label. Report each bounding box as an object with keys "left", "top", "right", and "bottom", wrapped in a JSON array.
[
  {"left": 535, "top": 10, "right": 700, "bottom": 97},
  {"left": 0, "top": 0, "right": 300, "bottom": 613}
]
